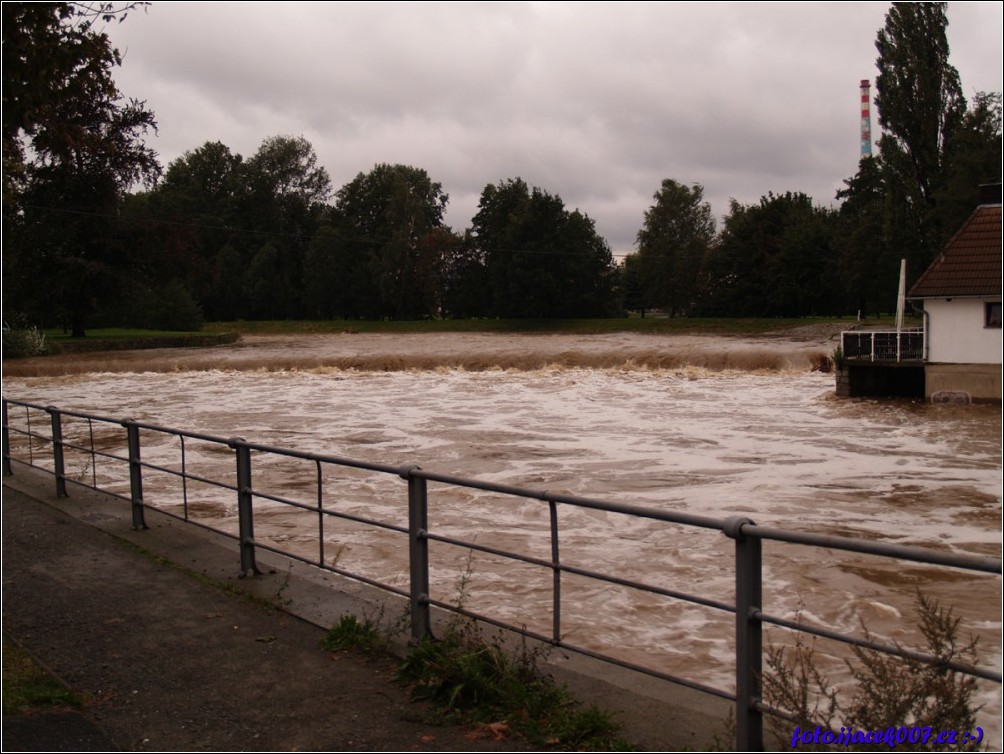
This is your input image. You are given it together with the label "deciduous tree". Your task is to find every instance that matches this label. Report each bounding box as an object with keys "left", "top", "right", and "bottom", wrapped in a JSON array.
[
  {"left": 705, "top": 193, "right": 840, "bottom": 317},
  {"left": 472, "top": 178, "right": 616, "bottom": 318},
  {"left": 3, "top": 2, "right": 159, "bottom": 335},
  {"left": 331, "top": 164, "right": 449, "bottom": 319},
  {"left": 635, "top": 180, "right": 714, "bottom": 317}
]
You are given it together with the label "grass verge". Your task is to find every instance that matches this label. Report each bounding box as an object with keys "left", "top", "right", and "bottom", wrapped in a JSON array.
[{"left": 2, "top": 633, "right": 81, "bottom": 714}]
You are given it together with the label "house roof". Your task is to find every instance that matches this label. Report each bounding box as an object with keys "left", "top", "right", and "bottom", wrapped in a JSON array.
[{"left": 908, "top": 203, "right": 1002, "bottom": 299}]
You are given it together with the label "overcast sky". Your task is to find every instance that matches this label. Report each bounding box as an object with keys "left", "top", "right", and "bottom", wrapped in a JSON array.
[{"left": 104, "top": 1, "right": 1003, "bottom": 257}]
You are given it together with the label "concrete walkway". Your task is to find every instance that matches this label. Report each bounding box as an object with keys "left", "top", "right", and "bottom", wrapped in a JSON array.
[{"left": 2, "top": 467, "right": 728, "bottom": 751}]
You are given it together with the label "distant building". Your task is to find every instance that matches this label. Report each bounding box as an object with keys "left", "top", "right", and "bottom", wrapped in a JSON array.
[{"left": 907, "top": 184, "right": 1002, "bottom": 402}]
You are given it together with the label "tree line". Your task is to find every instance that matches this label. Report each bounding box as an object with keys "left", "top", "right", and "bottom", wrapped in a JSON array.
[
  {"left": 3, "top": 2, "right": 1000, "bottom": 335},
  {"left": 124, "top": 152, "right": 621, "bottom": 324}
]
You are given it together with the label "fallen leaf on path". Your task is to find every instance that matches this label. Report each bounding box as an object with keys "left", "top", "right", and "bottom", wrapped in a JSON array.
[{"left": 466, "top": 721, "right": 509, "bottom": 742}]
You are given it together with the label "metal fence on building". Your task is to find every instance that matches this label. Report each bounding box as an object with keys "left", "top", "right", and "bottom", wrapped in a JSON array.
[{"left": 841, "top": 329, "right": 926, "bottom": 362}]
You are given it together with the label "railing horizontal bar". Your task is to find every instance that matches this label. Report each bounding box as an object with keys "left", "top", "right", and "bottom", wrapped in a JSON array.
[
  {"left": 254, "top": 542, "right": 410, "bottom": 599},
  {"left": 425, "top": 532, "right": 554, "bottom": 569},
  {"left": 426, "top": 531, "right": 736, "bottom": 614},
  {"left": 418, "top": 468, "right": 725, "bottom": 530},
  {"left": 233, "top": 438, "right": 406, "bottom": 476},
  {"left": 7, "top": 397, "right": 994, "bottom": 581},
  {"left": 240, "top": 488, "right": 317, "bottom": 512},
  {"left": 117, "top": 419, "right": 233, "bottom": 446},
  {"left": 559, "top": 562, "right": 736, "bottom": 614},
  {"left": 747, "top": 525, "right": 1002, "bottom": 574},
  {"left": 249, "top": 488, "right": 410, "bottom": 536},
  {"left": 760, "top": 612, "right": 1003, "bottom": 683},
  {"left": 324, "top": 511, "right": 408, "bottom": 536},
  {"left": 139, "top": 463, "right": 237, "bottom": 493},
  {"left": 264, "top": 500, "right": 410, "bottom": 536},
  {"left": 554, "top": 637, "right": 735, "bottom": 702},
  {"left": 4, "top": 426, "right": 43, "bottom": 439},
  {"left": 61, "top": 442, "right": 127, "bottom": 465}
]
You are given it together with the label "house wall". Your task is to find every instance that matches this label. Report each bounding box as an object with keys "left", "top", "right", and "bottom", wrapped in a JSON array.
[
  {"left": 925, "top": 298, "right": 1002, "bottom": 364},
  {"left": 924, "top": 363, "right": 1001, "bottom": 402}
]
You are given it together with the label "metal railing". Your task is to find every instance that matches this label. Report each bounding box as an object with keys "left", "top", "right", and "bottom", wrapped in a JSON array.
[
  {"left": 2, "top": 396, "right": 1000, "bottom": 750},
  {"left": 841, "top": 329, "right": 926, "bottom": 362}
]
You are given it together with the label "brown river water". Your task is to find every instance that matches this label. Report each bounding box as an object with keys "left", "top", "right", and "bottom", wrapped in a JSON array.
[{"left": 4, "top": 330, "right": 1001, "bottom": 738}]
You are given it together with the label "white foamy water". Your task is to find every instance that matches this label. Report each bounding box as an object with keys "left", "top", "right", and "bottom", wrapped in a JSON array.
[{"left": 4, "top": 332, "right": 1001, "bottom": 741}]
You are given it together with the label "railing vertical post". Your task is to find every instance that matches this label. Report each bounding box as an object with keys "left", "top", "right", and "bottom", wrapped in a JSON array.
[
  {"left": 122, "top": 418, "right": 147, "bottom": 529},
  {"left": 316, "top": 461, "right": 325, "bottom": 568},
  {"left": 548, "top": 499, "right": 561, "bottom": 642},
  {"left": 2, "top": 399, "right": 12, "bottom": 476},
  {"left": 231, "top": 437, "right": 260, "bottom": 577},
  {"left": 48, "top": 407, "right": 68, "bottom": 497},
  {"left": 725, "top": 516, "right": 763, "bottom": 751},
  {"left": 404, "top": 465, "right": 431, "bottom": 642}
]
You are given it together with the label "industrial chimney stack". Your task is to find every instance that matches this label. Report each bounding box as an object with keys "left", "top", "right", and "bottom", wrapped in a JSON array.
[{"left": 860, "top": 79, "right": 872, "bottom": 158}]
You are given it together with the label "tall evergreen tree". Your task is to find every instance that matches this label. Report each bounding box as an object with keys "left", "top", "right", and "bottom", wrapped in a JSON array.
[
  {"left": 866, "top": 1, "right": 1000, "bottom": 278},
  {"left": 875, "top": 2, "right": 965, "bottom": 211}
]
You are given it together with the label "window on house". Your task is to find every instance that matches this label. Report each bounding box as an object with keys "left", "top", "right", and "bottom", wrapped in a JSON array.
[{"left": 986, "top": 302, "right": 1002, "bottom": 328}]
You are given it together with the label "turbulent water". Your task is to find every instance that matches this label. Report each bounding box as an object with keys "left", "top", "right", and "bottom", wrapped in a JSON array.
[{"left": 4, "top": 331, "right": 1001, "bottom": 738}]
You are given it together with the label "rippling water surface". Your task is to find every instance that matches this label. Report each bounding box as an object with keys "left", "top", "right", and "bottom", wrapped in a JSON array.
[{"left": 5, "top": 332, "right": 1001, "bottom": 739}]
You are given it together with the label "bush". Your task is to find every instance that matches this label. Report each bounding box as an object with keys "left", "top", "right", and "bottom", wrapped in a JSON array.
[
  {"left": 763, "top": 592, "right": 984, "bottom": 751},
  {"left": 2, "top": 317, "right": 47, "bottom": 358},
  {"left": 132, "top": 280, "right": 204, "bottom": 332}
]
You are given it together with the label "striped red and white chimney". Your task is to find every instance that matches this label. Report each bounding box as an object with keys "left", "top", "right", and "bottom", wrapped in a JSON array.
[{"left": 860, "top": 79, "right": 872, "bottom": 158}]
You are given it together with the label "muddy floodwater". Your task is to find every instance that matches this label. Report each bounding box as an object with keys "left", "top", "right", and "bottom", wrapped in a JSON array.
[{"left": 4, "top": 330, "right": 1001, "bottom": 739}]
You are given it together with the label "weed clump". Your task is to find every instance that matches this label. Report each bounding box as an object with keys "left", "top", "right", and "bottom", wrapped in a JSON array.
[
  {"left": 321, "top": 614, "right": 388, "bottom": 657},
  {"left": 762, "top": 592, "right": 985, "bottom": 751},
  {"left": 397, "top": 619, "right": 624, "bottom": 750},
  {"left": 322, "top": 610, "right": 627, "bottom": 749}
]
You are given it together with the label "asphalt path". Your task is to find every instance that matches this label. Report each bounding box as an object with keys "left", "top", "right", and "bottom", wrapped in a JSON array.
[{"left": 1, "top": 485, "right": 537, "bottom": 752}]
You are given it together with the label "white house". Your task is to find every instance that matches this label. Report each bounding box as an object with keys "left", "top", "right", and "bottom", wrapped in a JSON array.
[{"left": 907, "top": 187, "right": 1002, "bottom": 403}]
